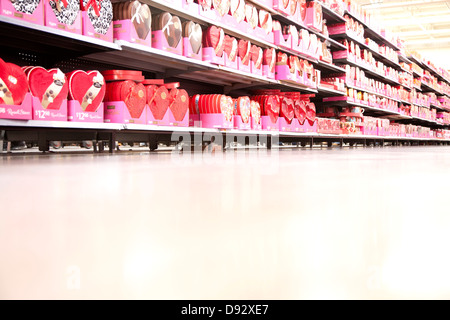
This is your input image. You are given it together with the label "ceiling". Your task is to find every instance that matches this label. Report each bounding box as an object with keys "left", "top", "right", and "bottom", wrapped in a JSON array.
[{"left": 354, "top": 0, "right": 450, "bottom": 69}]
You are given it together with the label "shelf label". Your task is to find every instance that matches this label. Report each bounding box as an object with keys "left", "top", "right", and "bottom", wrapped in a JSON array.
[
  {"left": 36, "top": 110, "right": 50, "bottom": 118},
  {"left": 76, "top": 112, "right": 88, "bottom": 121}
]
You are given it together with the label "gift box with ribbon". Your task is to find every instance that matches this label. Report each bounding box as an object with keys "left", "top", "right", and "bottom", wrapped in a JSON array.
[
  {"left": 45, "top": 0, "right": 81, "bottom": 34},
  {"left": 1, "top": 0, "right": 44, "bottom": 25},
  {"left": 152, "top": 12, "right": 183, "bottom": 55},
  {"left": 182, "top": 21, "right": 202, "bottom": 61},
  {"left": 81, "top": 0, "right": 113, "bottom": 42},
  {"left": 113, "top": 0, "right": 152, "bottom": 46}
]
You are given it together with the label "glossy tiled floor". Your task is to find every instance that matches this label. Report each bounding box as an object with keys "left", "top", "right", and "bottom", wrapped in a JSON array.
[{"left": 1, "top": 146, "right": 450, "bottom": 299}]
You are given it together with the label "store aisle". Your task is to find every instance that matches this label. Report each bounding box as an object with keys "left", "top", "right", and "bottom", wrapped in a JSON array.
[{"left": 1, "top": 146, "right": 450, "bottom": 299}]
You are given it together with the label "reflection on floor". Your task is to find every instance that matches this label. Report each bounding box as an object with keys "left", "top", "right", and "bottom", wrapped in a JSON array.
[{"left": 1, "top": 146, "right": 450, "bottom": 299}]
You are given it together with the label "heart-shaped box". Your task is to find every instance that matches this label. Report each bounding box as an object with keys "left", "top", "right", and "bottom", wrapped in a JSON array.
[
  {"left": 272, "top": 0, "right": 290, "bottom": 16},
  {"left": 233, "top": 96, "right": 251, "bottom": 129},
  {"left": 182, "top": 21, "right": 203, "bottom": 60},
  {"left": 0, "top": 93, "right": 32, "bottom": 120},
  {"left": 250, "top": 45, "right": 263, "bottom": 77},
  {"left": 0, "top": 60, "right": 28, "bottom": 106},
  {"left": 104, "top": 100, "right": 146, "bottom": 124},
  {"left": 262, "top": 48, "right": 276, "bottom": 79},
  {"left": 168, "top": 88, "right": 189, "bottom": 127},
  {"left": 45, "top": 0, "right": 82, "bottom": 34},
  {"left": 152, "top": 12, "right": 183, "bottom": 55},
  {"left": 223, "top": 35, "right": 238, "bottom": 69},
  {"left": 81, "top": 0, "right": 113, "bottom": 42},
  {"left": 278, "top": 96, "right": 294, "bottom": 132},
  {"left": 293, "top": 99, "right": 307, "bottom": 125},
  {"left": 260, "top": 95, "right": 280, "bottom": 131},
  {"left": 198, "top": 0, "right": 218, "bottom": 20},
  {"left": 188, "top": 94, "right": 201, "bottom": 127},
  {"left": 104, "top": 80, "right": 147, "bottom": 124},
  {"left": 213, "top": 0, "right": 230, "bottom": 17},
  {"left": 237, "top": 39, "right": 251, "bottom": 73},
  {"left": 298, "top": 0, "right": 307, "bottom": 25},
  {"left": 28, "top": 67, "right": 69, "bottom": 110},
  {"left": 67, "top": 70, "right": 105, "bottom": 112},
  {"left": 0, "top": 0, "right": 44, "bottom": 25},
  {"left": 250, "top": 100, "right": 261, "bottom": 130},
  {"left": 113, "top": 1, "right": 152, "bottom": 46},
  {"left": 305, "top": 1, "right": 322, "bottom": 32},
  {"left": 307, "top": 33, "right": 318, "bottom": 58},
  {"left": 199, "top": 95, "right": 234, "bottom": 129},
  {"left": 146, "top": 85, "right": 170, "bottom": 126}
]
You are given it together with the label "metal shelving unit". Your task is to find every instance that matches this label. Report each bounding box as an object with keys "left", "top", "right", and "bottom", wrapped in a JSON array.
[{"left": 1, "top": 1, "right": 450, "bottom": 154}]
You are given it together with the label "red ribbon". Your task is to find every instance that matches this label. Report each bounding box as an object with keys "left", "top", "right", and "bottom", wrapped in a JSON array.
[{"left": 83, "top": 0, "right": 102, "bottom": 17}]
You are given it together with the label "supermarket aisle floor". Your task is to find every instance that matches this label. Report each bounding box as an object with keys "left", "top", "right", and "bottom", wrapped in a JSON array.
[{"left": 1, "top": 146, "right": 450, "bottom": 299}]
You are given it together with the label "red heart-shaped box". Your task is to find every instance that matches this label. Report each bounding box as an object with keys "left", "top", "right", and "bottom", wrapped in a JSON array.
[
  {"left": 204, "top": 26, "right": 225, "bottom": 57},
  {"left": 149, "top": 86, "right": 169, "bottom": 120},
  {"left": 265, "top": 95, "right": 281, "bottom": 124},
  {"left": 67, "top": 70, "right": 105, "bottom": 112},
  {"left": 28, "top": 67, "right": 69, "bottom": 110},
  {"left": 236, "top": 96, "right": 250, "bottom": 123},
  {"left": 169, "top": 88, "right": 189, "bottom": 124},
  {"left": 294, "top": 99, "right": 307, "bottom": 124},
  {"left": 224, "top": 35, "right": 238, "bottom": 62},
  {"left": 280, "top": 96, "right": 295, "bottom": 124},
  {"left": 123, "top": 81, "right": 146, "bottom": 118},
  {"left": 105, "top": 80, "right": 146, "bottom": 118},
  {"left": 238, "top": 39, "right": 251, "bottom": 65},
  {"left": 0, "top": 58, "right": 28, "bottom": 105}
]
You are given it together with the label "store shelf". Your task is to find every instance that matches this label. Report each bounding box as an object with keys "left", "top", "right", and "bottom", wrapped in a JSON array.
[
  {"left": 83, "top": 40, "right": 212, "bottom": 76},
  {"left": 382, "top": 114, "right": 413, "bottom": 121},
  {"left": 343, "top": 10, "right": 401, "bottom": 51},
  {"left": 412, "top": 70, "right": 423, "bottom": 78},
  {"left": 147, "top": 0, "right": 277, "bottom": 49},
  {"left": 0, "top": 16, "right": 120, "bottom": 55},
  {"left": 0, "top": 119, "right": 122, "bottom": 130},
  {"left": 316, "top": 60, "right": 346, "bottom": 73},
  {"left": 271, "top": 9, "right": 346, "bottom": 51},
  {"left": 430, "top": 103, "right": 449, "bottom": 112},
  {"left": 345, "top": 83, "right": 401, "bottom": 103},
  {"left": 316, "top": 86, "right": 347, "bottom": 96},
  {"left": 421, "top": 82, "right": 443, "bottom": 95},
  {"left": 334, "top": 58, "right": 400, "bottom": 86},
  {"left": 401, "top": 84, "right": 412, "bottom": 91},
  {"left": 246, "top": 0, "right": 279, "bottom": 15},
  {"left": 280, "top": 47, "right": 318, "bottom": 64},
  {"left": 398, "top": 54, "right": 413, "bottom": 65},
  {"left": 321, "top": 98, "right": 404, "bottom": 117},
  {"left": 329, "top": 31, "right": 403, "bottom": 71},
  {"left": 408, "top": 55, "right": 450, "bottom": 86},
  {"left": 402, "top": 116, "right": 444, "bottom": 127},
  {"left": 318, "top": 2, "right": 346, "bottom": 24}
]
